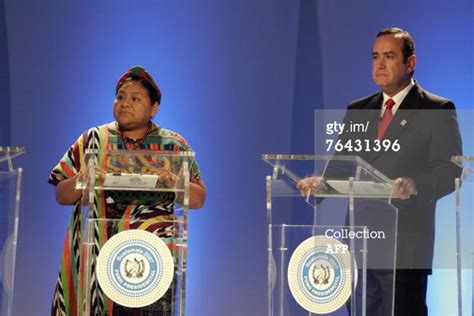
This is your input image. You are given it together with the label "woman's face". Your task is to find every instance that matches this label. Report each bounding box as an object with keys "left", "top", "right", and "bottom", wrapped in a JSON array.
[{"left": 113, "top": 80, "right": 159, "bottom": 131}]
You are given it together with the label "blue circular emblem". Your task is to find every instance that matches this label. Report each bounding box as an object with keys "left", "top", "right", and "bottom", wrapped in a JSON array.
[
  {"left": 288, "top": 236, "right": 357, "bottom": 314},
  {"left": 96, "top": 230, "right": 174, "bottom": 308}
]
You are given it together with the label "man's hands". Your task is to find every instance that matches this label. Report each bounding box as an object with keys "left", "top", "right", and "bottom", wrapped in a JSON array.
[
  {"left": 296, "top": 176, "right": 417, "bottom": 200},
  {"left": 393, "top": 177, "right": 417, "bottom": 200},
  {"left": 297, "top": 177, "right": 325, "bottom": 196}
]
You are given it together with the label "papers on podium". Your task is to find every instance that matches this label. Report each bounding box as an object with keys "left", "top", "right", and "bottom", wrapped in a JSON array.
[{"left": 103, "top": 173, "right": 159, "bottom": 189}]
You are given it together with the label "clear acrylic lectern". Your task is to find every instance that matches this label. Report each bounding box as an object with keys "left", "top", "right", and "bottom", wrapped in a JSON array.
[
  {"left": 0, "top": 146, "right": 25, "bottom": 316},
  {"left": 452, "top": 156, "right": 474, "bottom": 316},
  {"left": 263, "top": 154, "right": 398, "bottom": 316},
  {"left": 76, "top": 149, "right": 194, "bottom": 315}
]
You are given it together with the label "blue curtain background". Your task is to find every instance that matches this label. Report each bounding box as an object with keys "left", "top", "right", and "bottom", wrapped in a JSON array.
[
  {"left": 1, "top": 0, "right": 472, "bottom": 315},
  {"left": 0, "top": 0, "right": 9, "bottom": 145}
]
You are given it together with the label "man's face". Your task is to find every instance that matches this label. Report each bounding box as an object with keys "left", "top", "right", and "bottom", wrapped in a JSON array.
[{"left": 371, "top": 35, "right": 416, "bottom": 96}]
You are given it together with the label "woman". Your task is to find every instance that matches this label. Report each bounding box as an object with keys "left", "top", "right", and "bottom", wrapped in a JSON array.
[{"left": 49, "top": 66, "right": 206, "bottom": 315}]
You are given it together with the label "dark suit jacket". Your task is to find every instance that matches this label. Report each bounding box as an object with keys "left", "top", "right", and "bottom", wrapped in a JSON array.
[{"left": 336, "top": 82, "right": 463, "bottom": 270}]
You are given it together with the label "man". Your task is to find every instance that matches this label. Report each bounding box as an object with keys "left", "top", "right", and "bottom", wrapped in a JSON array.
[{"left": 299, "top": 27, "right": 462, "bottom": 315}]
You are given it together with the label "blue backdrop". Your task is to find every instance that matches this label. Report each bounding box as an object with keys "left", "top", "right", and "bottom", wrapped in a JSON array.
[{"left": 1, "top": 0, "right": 472, "bottom": 315}]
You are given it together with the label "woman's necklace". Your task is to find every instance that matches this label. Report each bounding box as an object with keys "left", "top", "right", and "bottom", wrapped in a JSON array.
[{"left": 117, "top": 122, "right": 152, "bottom": 150}]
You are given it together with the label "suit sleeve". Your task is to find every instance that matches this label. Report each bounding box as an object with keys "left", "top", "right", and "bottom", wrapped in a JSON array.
[{"left": 411, "top": 105, "right": 463, "bottom": 203}]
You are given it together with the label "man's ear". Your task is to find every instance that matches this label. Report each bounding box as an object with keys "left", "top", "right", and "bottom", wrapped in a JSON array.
[{"left": 406, "top": 55, "right": 416, "bottom": 73}]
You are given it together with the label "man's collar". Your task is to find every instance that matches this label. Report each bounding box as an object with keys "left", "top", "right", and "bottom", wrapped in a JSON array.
[{"left": 382, "top": 78, "right": 415, "bottom": 106}]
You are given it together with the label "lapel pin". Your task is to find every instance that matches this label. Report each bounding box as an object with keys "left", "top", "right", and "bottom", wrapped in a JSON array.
[{"left": 400, "top": 119, "right": 407, "bottom": 126}]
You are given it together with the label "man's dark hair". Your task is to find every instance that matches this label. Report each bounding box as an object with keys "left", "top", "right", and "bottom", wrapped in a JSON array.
[{"left": 376, "top": 27, "right": 415, "bottom": 63}]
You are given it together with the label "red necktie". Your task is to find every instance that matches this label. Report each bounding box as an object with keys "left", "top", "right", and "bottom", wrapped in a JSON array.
[{"left": 377, "top": 98, "right": 395, "bottom": 140}]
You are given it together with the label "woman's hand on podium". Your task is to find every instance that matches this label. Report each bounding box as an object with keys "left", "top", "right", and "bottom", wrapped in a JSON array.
[
  {"left": 94, "top": 167, "right": 106, "bottom": 185},
  {"left": 56, "top": 173, "right": 83, "bottom": 205},
  {"left": 148, "top": 167, "right": 206, "bottom": 209},
  {"left": 150, "top": 168, "right": 183, "bottom": 189}
]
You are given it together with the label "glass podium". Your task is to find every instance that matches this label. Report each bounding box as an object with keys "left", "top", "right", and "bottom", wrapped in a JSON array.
[
  {"left": 452, "top": 156, "right": 474, "bottom": 316},
  {"left": 263, "top": 154, "right": 398, "bottom": 316},
  {"left": 76, "top": 149, "right": 194, "bottom": 315},
  {"left": 0, "top": 146, "right": 25, "bottom": 316}
]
